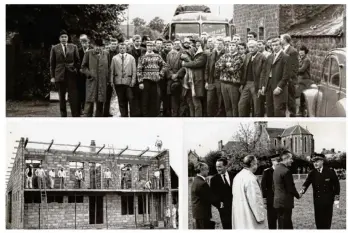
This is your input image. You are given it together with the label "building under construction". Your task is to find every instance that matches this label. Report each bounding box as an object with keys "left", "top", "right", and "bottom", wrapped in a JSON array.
[{"left": 6, "top": 138, "right": 178, "bottom": 229}]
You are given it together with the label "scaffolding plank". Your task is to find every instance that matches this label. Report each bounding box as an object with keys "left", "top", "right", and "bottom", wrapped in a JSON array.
[
  {"left": 138, "top": 147, "right": 150, "bottom": 157},
  {"left": 72, "top": 142, "right": 81, "bottom": 154},
  {"left": 46, "top": 140, "right": 54, "bottom": 152},
  {"left": 117, "top": 146, "right": 128, "bottom": 157},
  {"left": 96, "top": 144, "right": 105, "bottom": 155}
]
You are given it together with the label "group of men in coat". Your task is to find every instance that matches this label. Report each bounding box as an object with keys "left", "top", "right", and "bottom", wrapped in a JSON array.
[{"left": 191, "top": 150, "right": 340, "bottom": 229}]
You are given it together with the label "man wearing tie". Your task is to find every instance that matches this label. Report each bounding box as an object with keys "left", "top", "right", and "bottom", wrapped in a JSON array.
[
  {"left": 261, "top": 154, "right": 279, "bottom": 229},
  {"left": 260, "top": 38, "right": 290, "bottom": 117},
  {"left": 50, "top": 30, "right": 80, "bottom": 117},
  {"left": 210, "top": 157, "right": 236, "bottom": 229},
  {"left": 300, "top": 153, "right": 340, "bottom": 229}
]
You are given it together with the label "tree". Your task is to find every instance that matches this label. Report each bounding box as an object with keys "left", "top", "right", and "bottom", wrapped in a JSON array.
[
  {"left": 132, "top": 17, "right": 146, "bottom": 27},
  {"left": 148, "top": 16, "right": 165, "bottom": 33}
]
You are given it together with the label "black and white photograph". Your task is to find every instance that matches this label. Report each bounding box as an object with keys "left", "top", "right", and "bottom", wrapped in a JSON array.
[
  {"left": 186, "top": 120, "right": 346, "bottom": 229},
  {"left": 5, "top": 120, "right": 181, "bottom": 229},
  {"left": 5, "top": 4, "right": 346, "bottom": 117}
]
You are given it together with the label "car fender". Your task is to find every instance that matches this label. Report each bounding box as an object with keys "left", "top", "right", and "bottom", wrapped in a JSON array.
[
  {"left": 300, "top": 86, "right": 323, "bottom": 117},
  {"left": 334, "top": 98, "right": 346, "bottom": 117}
]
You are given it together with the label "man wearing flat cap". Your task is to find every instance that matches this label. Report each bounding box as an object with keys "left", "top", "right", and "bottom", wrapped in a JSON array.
[
  {"left": 50, "top": 30, "right": 81, "bottom": 117},
  {"left": 300, "top": 153, "right": 340, "bottom": 229},
  {"left": 261, "top": 153, "right": 279, "bottom": 229}
]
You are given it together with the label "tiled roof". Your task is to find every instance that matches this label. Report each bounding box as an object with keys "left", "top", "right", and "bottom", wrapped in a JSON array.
[
  {"left": 281, "top": 125, "right": 312, "bottom": 137},
  {"left": 266, "top": 128, "right": 285, "bottom": 138}
]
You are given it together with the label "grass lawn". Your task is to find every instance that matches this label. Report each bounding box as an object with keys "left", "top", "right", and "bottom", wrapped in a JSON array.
[{"left": 188, "top": 179, "right": 346, "bottom": 229}]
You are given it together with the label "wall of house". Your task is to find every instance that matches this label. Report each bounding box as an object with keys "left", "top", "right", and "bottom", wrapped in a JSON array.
[{"left": 233, "top": 4, "right": 280, "bottom": 41}]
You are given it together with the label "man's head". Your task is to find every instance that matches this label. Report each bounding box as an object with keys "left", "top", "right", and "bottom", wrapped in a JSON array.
[
  {"left": 247, "top": 40, "right": 258, "bottom": 55},
  {"left": 206, "top": 37, "right": 215, "bottom": 50},
  {"left": 183, "top": 37, "right": 191, "bottom": 49},
  {"left": 79, "top": 34, "right": 89, "bottom": 49},
  {"left": 164, "top": 40, "right": 173, "bottom": 51},
  {"left": 228, "top": 42, "right": 237, "bottom": 54},
  {"left": 270, "top": 154, "right": 280, "bottom": 167},
  {"left": 238, "top": 42, "right": 247, "bottom": 55},
  {"left": 52, "top": 169, "right": 54, "bottom": 171},
  {"left": 216, "top": 157, "right": 228, "bottom": 175},
  {"left": 280, "top": 150, "right": 294, "bottom": 167},
  {"left": 29, "top": 164, "right": 33, "bottom": 168},
  {"left": 232, "top": 34, "right": 241, "bottom": 43},
  {"left": 133, "top": 34, "right": 142, "bottom": 48},
  {"left": 59, "top": 30, "right": 68, "bottom": 44},
  {"left": 312, "top": 153, "right": 325, "bottom": 170},
  {"left": 299, "top": 45, "right": 309, "bottom": 59},
  {"left": 109, "top": 38, "right": 118, "bottom": 51},
  {"left": 243, "top": 155, "right": 258, "bottom": 173},
  {"left": 60, "top": 168, "right": 63, "bottom": 171},
  {"left": 271, "top": 38, "right": 282, "bottom": 53},
  {"left": 280, "top": 34, "right": 291, "bottom": 46},
  {"left": 106, "top": 168, "right": 110, "bottom": 171},
  {"left": 118, "top": 43, "right": 127, "bottom": 54},
  {"left": 155, "top": 38, "right": 163, "bottom": 50},
  {"left": 247, "top": 31, "right": 257, "bottom": 42},
  {"left": 257, "top": 40, "right": 266, "bottom": 53},
  {"left": 173, "top": 39, "right": 181, "bottom": 51},
  {"left": 195, "top": 39, "right": 203, "bottom": 49},
  {"left": 146, "top": 41, "right": 155, "bottom": 52},
  {"left": 195, "top": 162, "right": 209, "bottom": 178},
  {"left": 38, "top": 165, "right": 42, "bottom": 168},
  {"left": 216, "top": 38, "right": 225, "bottom": 51}
]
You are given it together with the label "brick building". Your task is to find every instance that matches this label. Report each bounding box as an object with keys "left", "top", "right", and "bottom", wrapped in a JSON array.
[{"left": 6, "top": 138, "right": 177, "bottom": 229}]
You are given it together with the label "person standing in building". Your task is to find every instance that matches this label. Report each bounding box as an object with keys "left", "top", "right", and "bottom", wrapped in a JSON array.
[
  {"left": 81, "top": 35, "right": 111, "bottom": 117},
  {"left": 121, "top": 172, "right": 127, "bottom": 189},
  {"left": 75, "top": 168, "right": 83, "bottom": 188},
  {"left": 172, "top": 204, "right": 177, "bottom": 229},
  {"left": 48, "top": 169, "right": 55, "bottom": 189},
  {"left": 232, "top": 155, "right": 266, "bottom": 229},
  {"left": 165, "top": 206, "right": 171, "bottom": 228},
  {"left": 273, "top": 150, "right": 301, "bottom": 229},
  {"left": 261, "top": 154, "right": 280, "bottom": 229},
  {"left": 35, "top": 165, "right": 46, "bottom": 189},
  {"left": 25, "top": 164, "right": 33, "bottom": 189},
  {"left": 104, "top": 168, "right": 112, "bottom": 188},
  {"left": 137, "top": 41, "right": 166, "bottom": 117},
  {"left": 261, "top": 38, "right": 290, "bottom": 117},
  {"left": 50, "top": 29, "right": 80, "bottom": 117},
  {"left": 281, "top": 34, "right": 299, "bottom": 117},
  {"left": 215, "top": 42, "right": 244, "bottom": 117},
  {"left": 300, "top": 153, "right": 340, "bottom": 229},
  {"left": 238, "top": 40, "right": 267, "bottom": 117},
  {"left": 58, "top": 166, "right": 66, "bottom": 189},
  {"left": 110, "top": 42, "right": 136, "bottom": 117}
]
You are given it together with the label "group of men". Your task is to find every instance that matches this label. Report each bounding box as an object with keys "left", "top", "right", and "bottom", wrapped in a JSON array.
[
  {"left": 191, "top": 151, "right": 341, "bottom": 229},
  {"left": 49, "top": 29, "right": 301, "bottom": 117}
]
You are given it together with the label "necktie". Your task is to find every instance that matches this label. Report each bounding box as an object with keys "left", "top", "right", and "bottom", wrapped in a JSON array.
[
  {"left": 223, "top": 174, "right": 229, "bottom": 186},
  {"left": 317, "top": 168, "right": 321, "bottom": 173},
  {"left": 121, "top": 54, "right": 125, "bottom": 78},
  {"left": 64, "top": 44, "right": 67, "bottom": 56}
]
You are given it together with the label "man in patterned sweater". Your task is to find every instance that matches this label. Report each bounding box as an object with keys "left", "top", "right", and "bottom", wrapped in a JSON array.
[
  {"left": 215, "top": 42, "right": 244, "bottom": 117},
  {"left": 137, "top": 41, "right": 167, "bottom": 117}
]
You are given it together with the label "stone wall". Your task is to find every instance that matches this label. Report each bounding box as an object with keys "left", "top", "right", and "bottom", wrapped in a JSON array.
[{"left": 233, "top": 4, "right": 280, "bottom": 42}]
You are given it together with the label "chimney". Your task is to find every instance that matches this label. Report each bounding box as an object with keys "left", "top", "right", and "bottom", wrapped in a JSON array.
[
  {"left": 218, "top": 140, "right": 223, "bottom": 151},
  {"left": 90, "top": 140, "right": 96, "bottom": 153},
  {"left": 331, "top": 148, "right": 335, "bottom": 153}
]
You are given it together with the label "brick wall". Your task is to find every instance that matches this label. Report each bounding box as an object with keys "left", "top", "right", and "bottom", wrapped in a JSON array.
[{"left": 233, "top": 4, "right": 280, "bottom": 42}]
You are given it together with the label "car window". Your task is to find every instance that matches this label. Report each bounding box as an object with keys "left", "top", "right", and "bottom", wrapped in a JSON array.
[
  {"left": 322, "top": 57, "right": 330, "bottom": 83},
  {"left": 329, "top": 57, "right": 340, "bottom": 87}
]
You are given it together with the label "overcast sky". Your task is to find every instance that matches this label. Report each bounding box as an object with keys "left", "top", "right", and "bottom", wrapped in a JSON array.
[
  {"left": 123, "top": 4, "right": 234, "bottom": 24},
  {"left": 184, "top": 120, "right": 346, "bottom": 157},
  {"left": 6, "top": 119, "right": 183, "bottom": 180}
]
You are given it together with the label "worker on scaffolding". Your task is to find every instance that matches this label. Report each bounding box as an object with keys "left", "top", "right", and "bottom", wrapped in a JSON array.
[
  {"left": 165, "top": 206, "right": 171, "bottom": 228},
  {"left": 104, "top": 168, "right": 112, "bottom": 188},
  {"left": 75, "top": 168, "right": 83, "bottom": 188},
  {"left": 48, "top": 169, "right": 56, "bottom": 189},
  {"left": 25, "top": 164, "right": 33, "bottom": 189},
  {"left": 172, "top": 204, "right": 178, "bottom": 229},
  {"left": 35, "top": 165, "right": 46, "bottom": 189},
  {"left": 58, "top": 166, "right": 66, "bottom": 189}
]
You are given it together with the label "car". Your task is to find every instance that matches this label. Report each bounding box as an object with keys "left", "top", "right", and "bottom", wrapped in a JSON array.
[{"left": 299, "top": 48, "right": 346, "bottom": 117}]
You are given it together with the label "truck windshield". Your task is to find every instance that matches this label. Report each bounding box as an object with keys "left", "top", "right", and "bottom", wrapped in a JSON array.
[
  {"left": 171, "top": 23, "right": 200, "bottom": 40},
  {"left": 202, "top": 23, "right": 228, "bottom": 37}
]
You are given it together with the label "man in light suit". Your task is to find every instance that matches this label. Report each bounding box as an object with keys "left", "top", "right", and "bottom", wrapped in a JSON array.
[
  {"left": 50, "top": 30, "right": 80, "bottom": 117},
  {"left": 261, "top": 38, "right": 290, "bottom": 117},
  {"left": 110, "top": 43, "right": 137, "bottom": 117},
  {"left": 281, "top": 34, "right": 299, "bottom": 117}
]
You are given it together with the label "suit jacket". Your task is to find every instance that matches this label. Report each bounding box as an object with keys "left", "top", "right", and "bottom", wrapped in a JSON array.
[
  {"left": 127, "top": 45, "right": 146, "bottom": 67},
  {"left": 110, "top": 53, "right": 136, "bottom": 86},
  {"left": 210, "top": 171, "right": 236, "bottom": 210},
  {"left": 78, "top": 45, "right": 94, "bottom": 66},
  {"left": 50, "top": 43, "right": 80, "bottom": 82},
  {"left": 302, "top": 166, "right": 340, "bottom": 205},
  {"left": 204, "top": 49, "right": 225, "bottom": 84},
  {"left": 261, "top": 167, "right": 274, "bottom": 207},
  {"left": 273, "top": 163, "right": 300, "bottom": 209},
  {"left": 191, "top": 176, "right": 219, "bottom": 220},
  {"left": 284, "top": 45, "right": 299, "bottom": 82},
  {"left": 263, "top": 51, "right": 290, "bottom": 100},
  {"left": 241, "top": 52, "right": 267, "bottom": 91}
]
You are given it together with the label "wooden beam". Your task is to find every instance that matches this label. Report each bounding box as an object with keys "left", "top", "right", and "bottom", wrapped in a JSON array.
[
  {"left": 72, "top": 142, "right": 81, "bottom": 154},
  {"left": 46, "top": 139, "right": 54, "bottom": 152},
  {"left": 117, "top": 146, "right": 128, "bottom": 157},
  {"left": 96, "top": 144, "right": 105, "bottom": 155},
  {"left": 138, "top": 147, "right": 149, "bottom": 157}
]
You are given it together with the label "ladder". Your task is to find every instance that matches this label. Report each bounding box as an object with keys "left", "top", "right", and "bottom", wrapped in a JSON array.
[{"left": 39, "top": 178, "right": 49, "bottom": 229}]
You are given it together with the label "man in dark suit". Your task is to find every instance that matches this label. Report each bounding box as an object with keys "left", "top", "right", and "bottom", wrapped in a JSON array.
[
  {"left": 261, "top": 154, "right": 279, "bottom": 229},
  {"left": 191, "top": 162, "right": 219, "bottom": 229},
  {"left": 210, "top": 157, "right": 237, "bottom": 229},
  {"left": 300, "top": 153, "right": 340, "bottom": 229},
  {"left": 261, "top": 38, "right": 290, "bottom": 117},
  {"left": 238, "top": 40, "right": 267, "bottom": 117},
  {"left": 281, "top": 34, "right": 299, "bottom": 117},
  {"left": 50, "top": 30, "right": 80, "bottom": 117},
  {"left": 273, "top": 150, "right": 301, "bottom": 229}
]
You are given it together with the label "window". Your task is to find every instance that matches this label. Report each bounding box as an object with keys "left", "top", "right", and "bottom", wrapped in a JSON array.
[
  {"left": 69, "top": 161, "right": 84, "bottom": 181},
  {"left": 329, "top": 58, "right": 340, "bottom": 87},
  {"left": 246, "top": 28, "right": 250, "bottom": 39},
  {"left": 89, "top": 196, "right": 103, "bottom": 224},
  {"left": 25, "top": 193, "right": 41, "bottom": 203},
  {"left": 68, "top": 195, "right": 84, "bottom": 203},
  {"left": 274, "top": 139, "right": 277, "bottom": 147},
  {"left": 8, "top": 191, "right": 12, "bottom": 223},
  {"left": 121, "top": 195, "right": 134, "bottom": 215},
  {"left": 304, "top": 137, "right": 307, "bottom": 153},
  {"left": 295, "top": 137, "right": 298, "bottom": 153},
  {"left": 138, "top": 195, "right": 151, "bottom": 215},
  {"left": 47, "top": 195, "right": 64, "bottom": 203},
  {"left": 283, "top": 140, "right": 286, "bottom": 146},
  {"left": 258, "top": 27, "right": 264, "bottom": 40},
  {"left": 322, "top": 57, "right": 330, "bottom": 83},
  {"left": 202, "top": 23, "right": 228, "bottom": 37}
]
